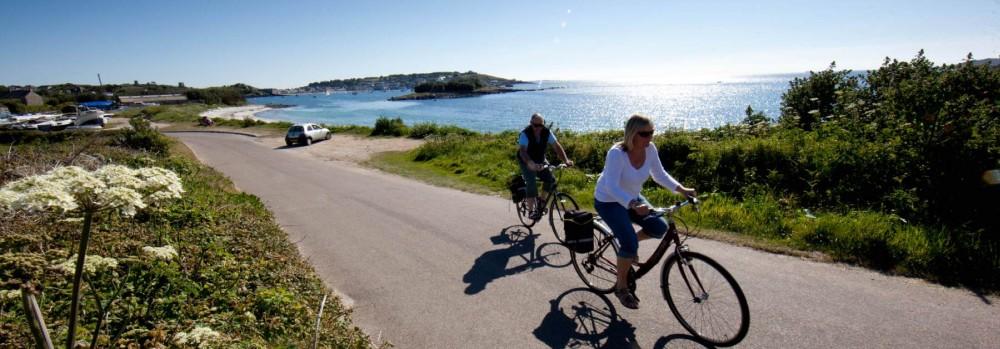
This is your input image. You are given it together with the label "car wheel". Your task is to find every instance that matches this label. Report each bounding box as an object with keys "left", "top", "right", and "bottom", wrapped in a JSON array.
[
  {"left": 285, "top": 140, "right": 293, "bottom": 147},
  {"left": 305, "top": 137, "right": 312, "bottom": 146},
  {"left": 325, "top": 132, "right": 331, "bottom": 140}
]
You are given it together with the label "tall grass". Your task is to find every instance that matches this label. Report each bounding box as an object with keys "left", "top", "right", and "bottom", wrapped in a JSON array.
[{"left": 391, "top": 126, "right": 998, "bottom": 290}]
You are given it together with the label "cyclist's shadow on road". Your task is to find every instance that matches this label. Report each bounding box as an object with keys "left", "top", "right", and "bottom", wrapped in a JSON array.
[
  {"left": 463, "top": 225, "right": 572, "bottom": 295},
  {"left": 532, "top": 288, "right": 715, "bottom": 349}
]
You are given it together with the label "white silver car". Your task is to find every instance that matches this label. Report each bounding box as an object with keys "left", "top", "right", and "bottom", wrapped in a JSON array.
[{"left": 285, "top": 123, "right": 331, "bottom": 146}]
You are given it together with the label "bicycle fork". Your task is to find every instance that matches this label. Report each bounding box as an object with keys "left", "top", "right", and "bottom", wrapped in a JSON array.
[{"left": 675, "top": 247, "right": 710, "bottom": 303}]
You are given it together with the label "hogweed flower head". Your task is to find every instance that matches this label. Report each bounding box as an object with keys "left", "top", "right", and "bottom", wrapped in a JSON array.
[
  {"left": 53, "top": 254, "right": 119, "bottom": 276},
  {"left": 0, "top": 289, "right": 22, "bottom": 301},
  {"left": 143, "top": 245, "right": 178, "bottom": 261},
  {"left": 173, "top": 326, "right": 221, "bottom": 348},
  {"left": 0, "top": 164, "right": 183, "bottom": 216}
]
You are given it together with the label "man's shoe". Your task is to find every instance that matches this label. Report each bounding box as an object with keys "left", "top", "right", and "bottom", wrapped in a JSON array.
[
  {"left": 529, "top": 210, "right": 543, "bottom": 220},
  {"left": 615, "top": 288, "right": 639, "bottom": 309}
]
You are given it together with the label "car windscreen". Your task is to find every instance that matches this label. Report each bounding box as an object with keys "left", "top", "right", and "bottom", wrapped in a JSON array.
[{"left": 289, "top": 126, "right": 304, "bottom": 132}]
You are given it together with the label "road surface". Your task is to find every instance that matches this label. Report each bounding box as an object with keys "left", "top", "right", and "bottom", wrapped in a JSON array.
[{"left": 173, "top": 133, "right": 998, "bottom": 348}]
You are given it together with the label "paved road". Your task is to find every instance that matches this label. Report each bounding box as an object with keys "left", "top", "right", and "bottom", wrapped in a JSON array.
[{"left": 173, "top": 133, "right": 998, "bottom": 348}]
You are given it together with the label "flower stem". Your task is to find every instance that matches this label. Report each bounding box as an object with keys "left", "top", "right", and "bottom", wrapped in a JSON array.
[{"left": 66, "top": 210, "right": 93, "bottom": 349}]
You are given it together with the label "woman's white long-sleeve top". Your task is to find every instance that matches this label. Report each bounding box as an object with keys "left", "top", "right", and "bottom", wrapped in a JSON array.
[{"left": 594, "top": 142, "right": 681, "bottom": 208}]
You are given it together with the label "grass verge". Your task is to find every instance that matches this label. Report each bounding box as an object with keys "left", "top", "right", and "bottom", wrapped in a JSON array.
[{"left": 0, "top": 130, "right": 376, "bottom": 348}]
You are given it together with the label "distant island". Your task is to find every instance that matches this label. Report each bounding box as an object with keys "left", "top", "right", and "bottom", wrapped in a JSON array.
[
  {"left": 296, "top": 71, "right": 523, "bottom": 94},
  {"left": 381, "top": 71, "right": 563, "bottom": 101},
  {"left": 388, "top": 86, "right": 563, "bottom": 101}
]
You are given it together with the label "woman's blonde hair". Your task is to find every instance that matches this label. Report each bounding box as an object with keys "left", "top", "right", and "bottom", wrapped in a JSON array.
[{"left": 618, "top": 114, "right": 653, "bottom": 151}]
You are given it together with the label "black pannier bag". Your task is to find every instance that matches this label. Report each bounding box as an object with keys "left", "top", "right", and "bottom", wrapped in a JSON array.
[
  {"left": 508, "top": 175, "right": 527, "bottom": 203},
  {"left": 563, "top": 210, "right": 594, "bottom": 253}
]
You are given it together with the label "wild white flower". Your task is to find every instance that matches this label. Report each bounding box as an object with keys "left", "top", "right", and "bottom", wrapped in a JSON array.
[
  {"left": 0, "top": 289, "right": 22, "bottom": 301},
  {"left": 53, "top": 254, "right": 119, "bottom": 276},
  {"left": 94, "top": 165, "right": 142, "bottom": 190},
  {"left": 142, "top": 245, "right": 178, "bottom": 261},
  {"left": 96, "top": 186, "right": 145, "bottom": 217},
  {"left": 0, "top": 189, "right": 23, "bottom": 209},
  {"left": 174, "top": 326, "right": 221, "bottom": 348},
  {"left": 136, "top": 167, "right": 184, "bottom": 202},
  {"left": 0, "top": 165, "right": 182, "bottom": 216},
  {"left": 10, "top": 183, "right": 79, "bottom": 212}
]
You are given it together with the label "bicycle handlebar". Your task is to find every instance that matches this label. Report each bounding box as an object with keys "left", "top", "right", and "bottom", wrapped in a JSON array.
[
  {"left": 649, "top": 196, "right": 700, "bottom": 217},
  {"left": 539, "top": 163, "right": 569, "bottom": 171}
]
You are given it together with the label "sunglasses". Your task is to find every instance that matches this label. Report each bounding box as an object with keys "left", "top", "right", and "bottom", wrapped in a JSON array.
[
  {"left": 531, "top": 123, "right": 544, "bottom": 128},
  {"left": 637, "top": 130, "right": 654, "bottom": 138}
]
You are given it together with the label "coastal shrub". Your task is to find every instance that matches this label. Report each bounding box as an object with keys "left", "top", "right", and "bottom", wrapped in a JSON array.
[
  {"left": 778, "top": 62, "right": 859, "bottom": 131},
  {"left": 371, "top": 116, "right": 407, "bottom": 137},
  {"left": 408, "top": 122, "right": 475, "bottom": 139},
  {"left": 326, "top": 124, "right": 373, "bottom": 136},
  {"left": 113, "top": 117, "right": 172, "bottom": 154}
]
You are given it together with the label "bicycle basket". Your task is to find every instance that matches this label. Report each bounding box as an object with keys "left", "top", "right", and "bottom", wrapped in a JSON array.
[
  {"left": 563, "top": 210, "right": 594, "bottom": 253},
  {"left": 508, "top": 175, "right": 527, "bottom": 203}
]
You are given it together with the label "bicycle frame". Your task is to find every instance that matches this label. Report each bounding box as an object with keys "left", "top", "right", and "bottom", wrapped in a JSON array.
[
  {"left": 591, "top": 199, "right": 707, "bottom": 300},
  {"left": 527, "top": 164, "right": 566, "bottom": 217}
]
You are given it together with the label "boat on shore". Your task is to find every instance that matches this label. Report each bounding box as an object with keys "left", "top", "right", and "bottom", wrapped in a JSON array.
[{"left": 0, "top": 106, "right": 110, "bottom": 131}]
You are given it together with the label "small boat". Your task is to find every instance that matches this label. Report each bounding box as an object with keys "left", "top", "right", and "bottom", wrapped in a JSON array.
[
  {"left": 35, "top": 117, "right": 74, "bottom": 131},
  {"left": 65, "top": 106, "right": 111, "bottom": 130}
]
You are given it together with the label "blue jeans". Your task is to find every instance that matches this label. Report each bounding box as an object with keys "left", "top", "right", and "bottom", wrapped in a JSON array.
[
  {"left": 518, "top": 157, "right": 554, "bottom": 198},
  {"left": 594, "top": 196, "right": 668, "bottom": 259}
]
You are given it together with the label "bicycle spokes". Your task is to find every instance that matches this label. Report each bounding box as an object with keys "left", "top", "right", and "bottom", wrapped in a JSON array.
[{"left": 662, "top": 252, "right": 750, "bottom": 346}]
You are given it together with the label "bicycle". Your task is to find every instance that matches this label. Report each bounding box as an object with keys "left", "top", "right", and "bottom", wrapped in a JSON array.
[
  {"left": 570, "top": 197, "right": 750, "bottom": 347},
  {"left": 514, "top": 163, "right": 580, "bottom": 244}
]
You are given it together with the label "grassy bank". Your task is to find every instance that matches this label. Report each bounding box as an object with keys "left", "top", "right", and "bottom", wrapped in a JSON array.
[
  {"left": 0, "top": 130, "right": 375, "bottom": 347},
  {"left": 366, "top": 53, "right": 999, "bottom": 291},
  {"left": 370, "top": 123, "right": 996, "bottom": 290}
]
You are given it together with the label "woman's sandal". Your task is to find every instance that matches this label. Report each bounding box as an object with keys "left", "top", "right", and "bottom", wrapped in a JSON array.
[{"left": 614, "top": 288, "right": 639, "bottom": 309}]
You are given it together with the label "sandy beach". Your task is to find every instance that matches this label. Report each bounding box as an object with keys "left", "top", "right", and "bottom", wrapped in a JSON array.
[{"left": 199, "top": 105, "right": 275, "bottom": 122}]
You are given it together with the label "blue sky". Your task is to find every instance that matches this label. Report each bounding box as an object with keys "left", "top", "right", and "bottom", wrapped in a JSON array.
[{"left": 1, "top": 0, "right": 997, "bottom": 88}]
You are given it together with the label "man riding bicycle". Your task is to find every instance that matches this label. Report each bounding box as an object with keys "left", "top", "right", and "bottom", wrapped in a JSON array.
[{"left": 518, "top": 113, "right": 573, "bottom": 220}]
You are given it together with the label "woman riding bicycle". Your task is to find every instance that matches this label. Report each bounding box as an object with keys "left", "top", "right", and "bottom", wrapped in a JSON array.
[{"left": 594, "top": 114, "right": 696, "bottom": 309}]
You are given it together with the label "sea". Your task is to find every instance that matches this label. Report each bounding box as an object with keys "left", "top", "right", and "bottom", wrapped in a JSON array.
[{"left": 249, "top": 74, "right": 803, "bottom": 133}]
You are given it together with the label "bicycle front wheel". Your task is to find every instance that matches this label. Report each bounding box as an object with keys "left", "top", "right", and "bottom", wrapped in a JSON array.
[
  {"left": 548, "top": 192, "right": 579, "bottom": 243},
  {"left": 661, "top": 251, "right": 749, "bottom": 347},
  {"left": 515, "top": 199, "right": 536, "bottom": 228},
  {"left": 571, "top": 234, "right": 619, "bottom": 294}
]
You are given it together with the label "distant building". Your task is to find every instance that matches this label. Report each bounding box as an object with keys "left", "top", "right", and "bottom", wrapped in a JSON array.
[
  {"left": 4, "top": 90, "right": 44, "bottom": 106},
  {"left": 118, "top": 94, "right": 188, "bottom": 105}
]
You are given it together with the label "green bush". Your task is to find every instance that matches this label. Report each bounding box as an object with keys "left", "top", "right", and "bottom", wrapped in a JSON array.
[
  {"left": 371, "top": 116, "right": 408, "bottom": 137},
  {"left": 408, "top": 122, "right": 475, "bottom": 139},
  {"left": 112, "top": 117, "right": 171, "bottom": 154}
]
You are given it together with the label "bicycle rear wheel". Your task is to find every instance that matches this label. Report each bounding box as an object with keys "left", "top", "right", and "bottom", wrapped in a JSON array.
[
  {"left": 661, "top": 251, "right": 749, "bottom": 347},
  {"left": 571, "top": 234, "right": 619, "bottom": 294},
  {"left": 548, "top": 192, "right": 579, "bottom": 243}
]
